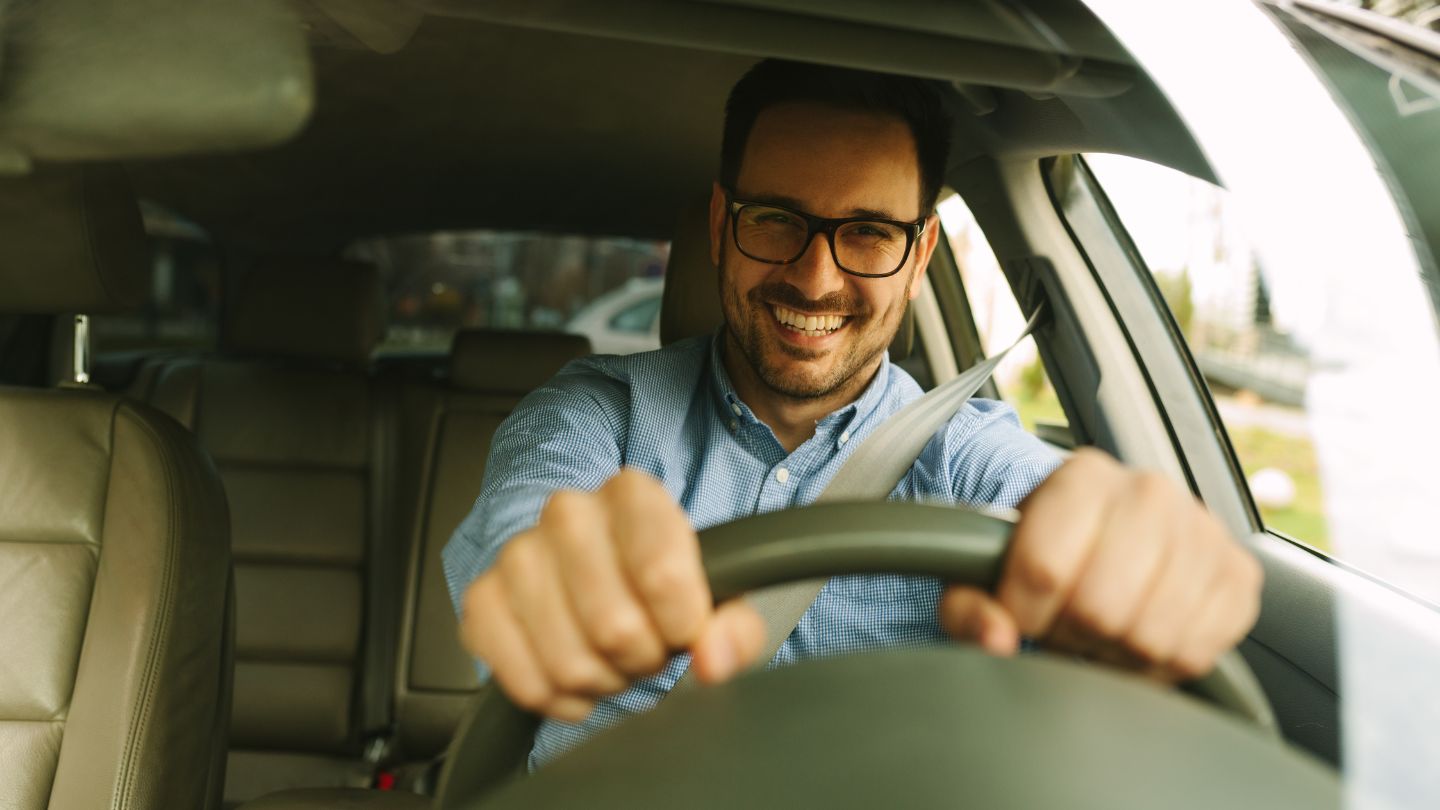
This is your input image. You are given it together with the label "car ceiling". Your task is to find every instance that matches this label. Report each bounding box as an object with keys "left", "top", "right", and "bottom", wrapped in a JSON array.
[{"left": 123, "top": 0, "right": 1211, "bottom": 254}]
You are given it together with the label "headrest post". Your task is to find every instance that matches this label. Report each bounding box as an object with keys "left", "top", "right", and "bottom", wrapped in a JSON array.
[{"left": 71, "top": 314, "right": 91, "bottom": 385}]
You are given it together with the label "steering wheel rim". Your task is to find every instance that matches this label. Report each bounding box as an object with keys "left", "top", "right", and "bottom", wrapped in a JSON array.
[{"left": 435, "top": 501, "right": 1277, "bottom": 808}]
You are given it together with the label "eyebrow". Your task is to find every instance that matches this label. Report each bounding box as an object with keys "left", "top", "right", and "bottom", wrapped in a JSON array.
[{"left": 736, "top": 191, "right": 903, "bottom": 221}]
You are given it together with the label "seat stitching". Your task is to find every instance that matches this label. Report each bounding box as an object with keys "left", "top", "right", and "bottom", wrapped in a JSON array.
[{"left": 113, "top": 410, "right": 184, "bottom": 810}]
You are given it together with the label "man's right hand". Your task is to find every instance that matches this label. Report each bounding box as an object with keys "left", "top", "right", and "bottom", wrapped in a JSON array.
[{"left": 458, "top": 468, "right": 767, "bottom": 722}]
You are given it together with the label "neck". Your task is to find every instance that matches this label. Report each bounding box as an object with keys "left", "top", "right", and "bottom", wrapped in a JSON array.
[{"left": 721, "top": 332, "right": 883, "bottom": 453}]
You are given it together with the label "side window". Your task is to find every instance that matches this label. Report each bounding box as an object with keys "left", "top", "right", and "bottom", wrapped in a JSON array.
[
  {"left": 1081, "top": 154, "right": 1329, "bottom": 551},
  {"left": 89, "top": 204, "right": 221, "bottom": 356},
  {"left": 608, "top": 295, "right": 661, "bottom": 334},
  {"left": 1266, "top": 1, "right": 1440, "bottom": 327},
  {"left": 936, "top": 192, "right": 1069, "bottom": 445}
]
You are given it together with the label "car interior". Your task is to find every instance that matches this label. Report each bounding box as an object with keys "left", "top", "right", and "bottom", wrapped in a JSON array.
[{"left": 6, "top": 0, "right": 1435, "bottom": 808}]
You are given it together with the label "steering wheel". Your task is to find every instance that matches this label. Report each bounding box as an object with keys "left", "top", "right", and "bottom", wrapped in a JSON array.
[{"left": 435, "top": 502, "right": 1334, "bottom": 809}]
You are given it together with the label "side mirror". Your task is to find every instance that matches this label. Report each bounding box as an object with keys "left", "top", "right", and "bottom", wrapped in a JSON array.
[{"left": 0, "top": 0, "right": 313, "bottom": 173}]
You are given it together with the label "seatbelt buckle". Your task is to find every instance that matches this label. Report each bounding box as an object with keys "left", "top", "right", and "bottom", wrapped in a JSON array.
[{"left": 363, "top": 733, "right": 397, "bottom": 790}]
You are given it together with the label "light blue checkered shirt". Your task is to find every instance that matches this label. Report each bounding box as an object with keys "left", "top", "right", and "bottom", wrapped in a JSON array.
[{"left": 442, "top": 332, "right": 1061, "bottom": 769}]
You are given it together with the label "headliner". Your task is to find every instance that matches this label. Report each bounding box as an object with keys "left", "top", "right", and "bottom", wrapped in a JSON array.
[{"left": 124, "top": 2, "right": 1209, "bottom": 253}]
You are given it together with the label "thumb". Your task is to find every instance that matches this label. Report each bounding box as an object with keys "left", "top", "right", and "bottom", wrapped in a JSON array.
[
  {"left": 939, "top": 585, "right": 1020, "bottom": 656},
  {"left": 690, "top": 598, "right": 767, "bottom": 684}
]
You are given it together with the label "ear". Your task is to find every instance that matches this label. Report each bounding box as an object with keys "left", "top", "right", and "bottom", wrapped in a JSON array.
[
  {"left": 908, "top": 214, "right": 941, "bottom": 300},
  {"left": 709, "top": 182, "right": 728, "bottom": 269}
]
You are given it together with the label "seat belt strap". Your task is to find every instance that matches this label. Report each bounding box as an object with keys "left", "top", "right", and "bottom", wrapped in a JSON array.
[{"left": 670, "top": 308, "right": 1044, "bottom": 694}]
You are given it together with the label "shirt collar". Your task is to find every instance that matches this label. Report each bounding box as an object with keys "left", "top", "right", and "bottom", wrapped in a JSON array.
[{"left": 706, "top": 328, "right": 894, "bottom": 432}]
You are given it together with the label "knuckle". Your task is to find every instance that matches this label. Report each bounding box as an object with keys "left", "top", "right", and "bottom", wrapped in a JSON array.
[
  {"left": 502, "top": 676, "right": 553, "bottom": 713},
  {"left": 540, "top": 489, "right": 588, "bottom": 527},
  {"left": 1012, "top": 553, "right": 1066, "bottom": 596},
  {"left": 1131, "top": 470, "right": 1175, "bottom": 502},
  {"left": 635, "top": 556, "right": 692, "bottom": 603},
  {"left": 497, "top": 536, "right": 539, "bottom": 578},
  {"left": 549, "top": 658, "right": 606, "bottom": 694},
  {"left": 1170, "top": 649, "right": 1214, "bottom": 681},
  {"left": 1068, "top": 599, "right": 1127, "bottom": 640},
  {"left": 1122, "top": 624, "right": 1173, "bottom": 665},
  {"left": 589, "top": 608, "right": 649, "bottom": 656}
]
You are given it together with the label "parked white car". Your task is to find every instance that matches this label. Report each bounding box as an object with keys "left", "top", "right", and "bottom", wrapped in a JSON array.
[{"left": 564, "top": 277, "right": 664, "bottom": 355}]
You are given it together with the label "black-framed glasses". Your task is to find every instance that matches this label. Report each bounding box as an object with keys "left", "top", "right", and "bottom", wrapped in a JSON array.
[{"left": 726, "top": 194, "right": 927, "bottom": 279}]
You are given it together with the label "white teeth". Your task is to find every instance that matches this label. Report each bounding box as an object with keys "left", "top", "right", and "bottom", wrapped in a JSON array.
[{"left": 772, "top": 306, "right": 846, "bottom": 336}]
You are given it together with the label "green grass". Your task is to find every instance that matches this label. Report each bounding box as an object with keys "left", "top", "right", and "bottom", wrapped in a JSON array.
[
  {"left": 1011, "top": 384, "right": 1067, "bottom": 433},
  {"left": 1227, "top": 426, "right": 1329, "bottom": 551}
]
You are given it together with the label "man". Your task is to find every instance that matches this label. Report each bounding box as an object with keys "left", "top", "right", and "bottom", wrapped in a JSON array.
[{"left": 443, "top": 60, "right": 1261, "bottom": 769}]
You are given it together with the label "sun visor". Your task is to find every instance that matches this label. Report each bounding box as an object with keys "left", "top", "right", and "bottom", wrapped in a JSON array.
[{"left": 0, "top": 0, "right": 313, "bottom": 172}]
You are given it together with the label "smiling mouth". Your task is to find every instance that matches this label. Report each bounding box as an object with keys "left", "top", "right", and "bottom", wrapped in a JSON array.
[{"left": 771, "top": 305, "right": 848, "bottom": 337}]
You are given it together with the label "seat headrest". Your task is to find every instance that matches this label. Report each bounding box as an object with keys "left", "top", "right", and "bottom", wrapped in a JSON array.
[
  {"left": 0, "top": 165, "right": 149, "bottom": 314},
  {"left": 658, "top": 193, "right": 913, "bottom": 360},
  {"left": 223, "top": 259, "right": 383, "bottom": 365},
  {"left": 449, "top": 329, "right": 592, "bottom": 394},
  {"left": 660, "top": 196, "right": 725, "bottom": 346}
]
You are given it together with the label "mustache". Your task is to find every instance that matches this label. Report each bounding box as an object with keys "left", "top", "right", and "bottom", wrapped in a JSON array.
[{"left": 748, "top": 281, "right": 865, "bottom": 316}]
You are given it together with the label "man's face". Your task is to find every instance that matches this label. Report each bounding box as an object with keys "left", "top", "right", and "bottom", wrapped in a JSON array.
[{"left": 710, "top": 102, "right": 939, "bottom": 401}]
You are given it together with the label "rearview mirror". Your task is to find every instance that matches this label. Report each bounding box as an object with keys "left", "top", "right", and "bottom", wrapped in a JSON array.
[{"left": 0, "top": 0, "right": 313, "bottom": 173}]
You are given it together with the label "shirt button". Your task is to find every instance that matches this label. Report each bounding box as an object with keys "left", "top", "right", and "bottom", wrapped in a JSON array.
[
  {"left": 729, "top": 420, "right": 739, "bottom": 431},
  {"left": 840, "top": 431, "right": 850, "bottom": 445},
  {"left": 776, "top": 468, "right": 790, "bottom": 484},
  {"left": 731, "top": 403, "right": 743, "bottom": 416}
]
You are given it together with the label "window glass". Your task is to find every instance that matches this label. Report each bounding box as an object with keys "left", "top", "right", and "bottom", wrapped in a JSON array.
[
  {"left": 347, "top": 231, "right": 668, "bottom": 355},
  {"left": 1268, "top": 1, "right": 1440, "bottom": 326},
  {"left": 936, "top": 193, "right": 1067, "bottom": 439},
  {"left": 89, "top": 203, "right": 220, "bottom": 354},
  {"left": 1084, "top": 154, "right": 1329, "bottom": 550},
  {"left": 608, "top": 295, "right": 662, "bottom": 334}
]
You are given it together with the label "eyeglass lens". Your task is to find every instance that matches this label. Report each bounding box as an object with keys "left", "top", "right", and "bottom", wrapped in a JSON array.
[{"left": 734, "top": 204, "right": 909, "bottom": 276}]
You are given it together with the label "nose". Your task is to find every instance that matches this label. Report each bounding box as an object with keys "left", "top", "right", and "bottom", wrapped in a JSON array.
[{"left": 779, "top": 231, "right": 848, "bottom": 301}]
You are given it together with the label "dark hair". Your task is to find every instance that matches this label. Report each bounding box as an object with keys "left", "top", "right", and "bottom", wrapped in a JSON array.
[{"left": 719, "top": 60, "right": 953, "bottom": 214}]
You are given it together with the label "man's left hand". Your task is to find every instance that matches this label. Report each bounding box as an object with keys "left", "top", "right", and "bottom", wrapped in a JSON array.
[{"left": 939, "top": 447, "right": 1263, "bottom": 681}]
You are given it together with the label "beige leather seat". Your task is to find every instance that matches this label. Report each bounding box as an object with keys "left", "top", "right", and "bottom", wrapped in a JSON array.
[
  {"left": 146, "top": 261, "right": 405, "bottom": 804},
  {"left": 0, "top": 165, "right": 233, "bottom": 809},
  {"left": 227, "top": 329, "right": 589, "bottom": 809},
  {"left": 392, "top": 329, "right": 591, "bottom": 765}
]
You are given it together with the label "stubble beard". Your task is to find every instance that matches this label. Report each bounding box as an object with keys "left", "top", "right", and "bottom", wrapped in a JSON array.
[{"left": 718, "top": 240, "right": 910, "bottom": 401}]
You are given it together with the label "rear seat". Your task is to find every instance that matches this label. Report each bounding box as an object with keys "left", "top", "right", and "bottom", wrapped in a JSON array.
[
  {"left": 146, "top": 260, "right": 408, "bottom": 804},
  {"left": 221, "top": 329, "right": 590, "bottom": 808},
  {"left": 391, "top": 329, "right": 592, "bottom": 764},
  {"left": 143, "top": 254, "right": 592, "bottom": 801}
]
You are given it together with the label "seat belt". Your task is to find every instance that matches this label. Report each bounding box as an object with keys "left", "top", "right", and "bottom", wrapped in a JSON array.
[{"left": 671, "top": 308, "right": 1045, "bottom": 693}]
